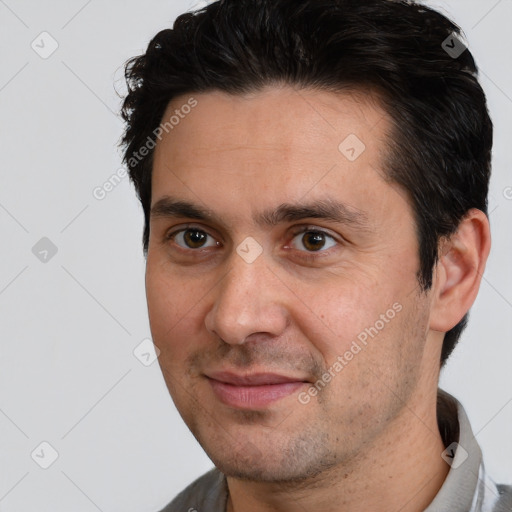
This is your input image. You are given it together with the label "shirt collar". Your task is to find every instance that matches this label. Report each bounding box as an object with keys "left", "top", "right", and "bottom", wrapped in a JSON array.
[{"left": 425, "top": 389, "right": 484, "bottom": 512}]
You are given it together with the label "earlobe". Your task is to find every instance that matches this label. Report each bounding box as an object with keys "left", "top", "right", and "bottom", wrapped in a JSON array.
[{"left": 430, "top": 209, "right": 491, "bottom": 332}]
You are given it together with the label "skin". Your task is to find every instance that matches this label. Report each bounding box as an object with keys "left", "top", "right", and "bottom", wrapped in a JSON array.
[{"left": 146, "top": 85, "right": 491, "bottom": 511}]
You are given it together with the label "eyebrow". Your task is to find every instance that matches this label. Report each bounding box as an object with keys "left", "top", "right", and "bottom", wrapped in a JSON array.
[{"left": 150, "top": 195, "right": 370, "bottom": 230}]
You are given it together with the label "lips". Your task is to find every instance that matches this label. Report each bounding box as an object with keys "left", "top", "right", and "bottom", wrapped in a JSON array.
[
  {"left": 205, "top": 371, "right": 308, "bottom": 409},
  {"left": 207, "top": 371, "right": 306, "bottom": 386}
]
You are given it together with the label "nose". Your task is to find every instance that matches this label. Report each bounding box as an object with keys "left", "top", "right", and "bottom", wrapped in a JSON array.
[{"left": 204, "top": 251, "right": 289, "bottom": 345}]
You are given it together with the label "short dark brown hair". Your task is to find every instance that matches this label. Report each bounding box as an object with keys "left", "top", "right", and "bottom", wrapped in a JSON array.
[{"left": 120, "top": 0, "right": 493, "bottom": 365}]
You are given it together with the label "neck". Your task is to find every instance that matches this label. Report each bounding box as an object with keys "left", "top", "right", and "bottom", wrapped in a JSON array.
[{"left": 226, "top": 388, "right": 453, "bottom": 512}]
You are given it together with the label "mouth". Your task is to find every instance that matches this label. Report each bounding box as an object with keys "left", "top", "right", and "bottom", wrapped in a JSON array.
[{"left": 204, "top": 371, "right": 309, "bottom": 409}]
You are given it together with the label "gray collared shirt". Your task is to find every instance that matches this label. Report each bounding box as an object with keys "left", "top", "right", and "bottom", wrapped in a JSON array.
[{"left": 160, "top": 391, "right": 511, "bottom": 511}]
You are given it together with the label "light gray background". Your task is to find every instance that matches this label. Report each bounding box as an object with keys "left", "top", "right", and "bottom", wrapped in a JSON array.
[{"left": 0, "top": 0, "right": 510, "bottom": 510}]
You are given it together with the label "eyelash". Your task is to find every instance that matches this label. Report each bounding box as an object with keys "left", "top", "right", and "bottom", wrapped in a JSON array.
[{"left": 164, "top": 225, "right": 340, "bottom": 261}]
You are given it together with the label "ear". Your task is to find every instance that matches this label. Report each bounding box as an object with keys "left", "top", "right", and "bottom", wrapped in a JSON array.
[{"left": 429, "top": 208, "right": 491, "bottom": 332}]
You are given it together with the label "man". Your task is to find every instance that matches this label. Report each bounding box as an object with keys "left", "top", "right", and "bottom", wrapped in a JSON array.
[{"left": 120, "top": 0, "right": 511, "bottom": 510}]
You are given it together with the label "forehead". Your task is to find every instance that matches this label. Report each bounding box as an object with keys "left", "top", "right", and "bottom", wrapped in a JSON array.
[
  {"left": 156, "top": 85, "right": 388, "bottom": 160},
  {"left": 151, "top": 86, "right": 402, "bottom": 228}
]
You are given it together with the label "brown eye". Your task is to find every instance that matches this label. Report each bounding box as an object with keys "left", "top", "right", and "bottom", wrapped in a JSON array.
[
  {"left": 302, "top": 232, "right": 326, "bottom": 251},
  {"left": 171, "top": 228, "right": 218, "bottom": 250},
  {"left": 290, "top": 229, "right": 337, "bottom": 253}
]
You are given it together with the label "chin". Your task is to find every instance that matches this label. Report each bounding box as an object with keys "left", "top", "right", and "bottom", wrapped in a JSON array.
[
  {"left": 200, "top": 429, "right": 339, "bottom": 484},
  {"left": 213, "top": 455, "right": 338, "bottom": 484}
]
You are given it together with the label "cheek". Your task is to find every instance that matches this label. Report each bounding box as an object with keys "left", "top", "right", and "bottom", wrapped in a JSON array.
[
  {"left": 288, "top": 276, "right": 390, "bottom": 362},
  {"left": 145, "top": 261, "right": 205, "bottom": 365},
  {"left": 289, "top": 272, "right": 417, "bottom": 399}
]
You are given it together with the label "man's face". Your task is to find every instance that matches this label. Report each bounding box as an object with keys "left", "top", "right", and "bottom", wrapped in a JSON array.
[{"left": 146, "top": 86, "right": 440, "bottom": 482}]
